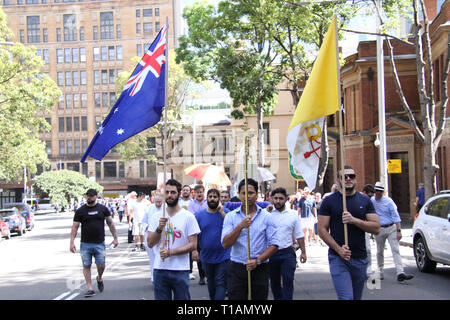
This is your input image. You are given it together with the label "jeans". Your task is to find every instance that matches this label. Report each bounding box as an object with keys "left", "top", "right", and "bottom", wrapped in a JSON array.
[
  {"left": 80, "top": 242, "right": 105, "bottom": 267},
  {"left": 202, "top": 260, "right": 230, "bottom": 300},
  {"left": 328, "top": 253, "right": 368, "bottom": 300},
  {"left": 153, "top": 270, "right": 190, "bottom": 300},
  {"left": 269, "top": 248, "right": 297, "bottom": 300}
]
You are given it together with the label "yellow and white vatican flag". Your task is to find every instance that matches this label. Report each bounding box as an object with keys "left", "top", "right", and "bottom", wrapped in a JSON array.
[{"left": 286, "top": 16, "right": 340, "bottom": 190}]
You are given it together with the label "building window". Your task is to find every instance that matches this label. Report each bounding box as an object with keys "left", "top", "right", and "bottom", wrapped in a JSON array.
[
  {"left": 139, "top": 160, "right": 144, "bottom": 178},
  {"left": 56, "top": 28, "right": 61, "bottom": 42},
  {"left": 101, "top": 70, "right": 108, "bottom": 84},
  {"left": 136, "top": 44, "right": 142, "bottom": 57},
  {"left": 109, "top": 69, "right": 115, "bottom": 84},
  {"left": 45, "top": 141, "right": 51, "bottom": 156},
  {"left": 93, "top": 70, "right": 100, "bottom": 85},
  {"left": 102, "top": 92, "right": 108, "bottom": 107},
  {"left": 103, "top": 162, "right": 117, "bottom": 178},
  {"left": 56, "top": 49, "right": 63, "bottom": 63},
  {"left": 66, "top": 117, "right": 72, "bottom": 132},
  {"left": 63, "top": 14, "right": 77, "bottom": 41},
  {"left": 82, "top": 139, "right": 88, "bottom": 153},
  {"left": 143, "top": 22, "right": 153, "bottom": 34},
  {"left": 146, "top": 161, "right": 156, "bottom": 178},
  {"left": 95, "top": 162, "right": 101, "bottom": 179},
  {"left": 19, "top": 29, "right": 24, "bottom": 43},
  {"left": 65, "top": 94, "right": 72, "bottom": 108},
  {"left": 93, "top": 26, "right": 98, "bottom": 40},
  {"left": 81, "top": 93, "right": 87, "bottom": 107},
  {"left": 79, "top": 26, "right": 84, "bottom": 41},
  {"left": 67, "top": 162, "right": 79, "bottom": 172},
  {"left": 43, "top": 28, "right": 48, "bottom": 42},
  {"left": 82, "top": 162, "right": 88, "bottom": 177},
  {"left": 64, "top": 48, "right": 71, "bottom": 63},
  {"left": 108, "top": 46, "right": 115, "bottom": 60},
  {"left": 27, "top": 16, "right": 40, "bottom": 43},
  {"left": 93, "top": 47, "right": 100, "bottom": 61},
  {"left": 74, "top": 140, "right": 80, "bottom": 154},
  {"left": 136, "top": 9, "right": 140, "bottom": 18},
  {"left": 155, "top": 22, "right": 160, "bottom": 32},
  {"left": 72, "top": 48, "right": 79, "bottom": 63},
  {"left": 81, "top": 116, "right": 87, "bottom": 131},
  {"left": 100, "top": 12, "right": 114, "bottom": 40},
  {"left": 136, "top": 23, "right": 141, "bottom": 34},
  {"left": 80, "top": 71, "right": 86, "bottom": 85},
  {"left": 43, "top": 49, "right": 49, "bottom": 64},
  {"left": 110, "top": 92, "right": 116, "bottom": 105},
  {"left": 94, "top": 92, "right": 100, "bottom": 108},
  {"left": 59, "top": 140, "right": 65, "bottom": 155},
  {"left": 66, "top": 140, "right": 73, "bottom": 155},
  {"left": 116, "top": 24, "right": 121, "bottom": 39},
  {"left": 65, "top": 71, "right": 71, "bottom": 86},
  {"left": 143, "top": 8, "right": 152, "bottom": 17},
  {"left": 119, "top": 161, "right": 125, "bottom": 178},
  {"left": 58, "top": 117, "right": 64, "bottom": 132},
  {"left": 57, "top": 72, "right": 63, "bottom": 86},
  {"left": 72, "top": 71, "right": 79, "bottom": 86},
  {"left": 74, "top": 116, "right": 80, "bottom": 131},
  {"left": 80, "top": 47, "right": 86, "bottom": 62},
  {"left": 116, "top": 45, "right": 122, "bottom": 60},
  {"left": 73, "top": 93, "right": 79, "bottom": 108},
  {"left": 263, "top": 122, "right": 270, "bottom": 145}
]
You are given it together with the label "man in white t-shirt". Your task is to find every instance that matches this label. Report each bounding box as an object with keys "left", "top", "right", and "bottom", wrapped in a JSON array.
[
  {"left": 147, "top": 179, "right": 200, "bottom": 300},
  {"left": 130, "top": 192, "right": 148, "bottom": 251},
  {"left": 178, "top": 185, "right": 192, "bottom": 210}
]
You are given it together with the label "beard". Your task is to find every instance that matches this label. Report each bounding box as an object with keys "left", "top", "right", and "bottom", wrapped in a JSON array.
[
  {"left": 166, "top": 196, "right": 179, "bottom": 208},
  {"left": 87, "top": 199, "right": 96, "bottom": 205},
  {"left": 274, "top": 203, "right": 285, "bottom": 211},
  {"left": 207, "top": 200, "right": 219, "bottom": 210}
]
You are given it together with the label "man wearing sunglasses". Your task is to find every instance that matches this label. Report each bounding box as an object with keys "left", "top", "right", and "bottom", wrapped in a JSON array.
[{"left": 318, "top": 166, "right": 380, "bottom": 300}]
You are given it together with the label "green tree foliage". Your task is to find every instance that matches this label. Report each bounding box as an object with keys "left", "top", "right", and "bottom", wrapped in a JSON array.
[
  {"left": 0, "top": 8, "right": 61, "bottom": 182},
  {"left": 33, "top": 170, "right": 103, "bottom": 209}
]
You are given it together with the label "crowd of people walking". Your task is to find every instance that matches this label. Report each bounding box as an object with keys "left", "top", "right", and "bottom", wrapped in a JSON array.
[{"left": 69, "top": 167, "right": 414, "bottom": 300}]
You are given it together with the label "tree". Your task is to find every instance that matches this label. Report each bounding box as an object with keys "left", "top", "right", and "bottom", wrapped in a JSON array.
[
  {"left": 176, "top": 0, "right": 282, "bottom": 173},
  {"left": 33, "top": 170, "right": 103, "bottom": 209},
  {"left": 0, "top": 8, "right": 61, "bottom": 182}
]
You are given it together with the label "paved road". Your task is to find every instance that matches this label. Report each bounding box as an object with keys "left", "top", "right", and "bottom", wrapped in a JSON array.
[{"left": 0, "top": 211, "right": 449, "bottom": 301}]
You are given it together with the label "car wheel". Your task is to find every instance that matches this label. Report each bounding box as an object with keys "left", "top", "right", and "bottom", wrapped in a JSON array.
[
  {"left": 17, "top": 228, "right": 23, "bottom": 236},
  {"left": 414, "top": 236, "right": 437, "bottom": 273},
  {"left": 6, "top": 230, "right": 10, "bottom": 240}
]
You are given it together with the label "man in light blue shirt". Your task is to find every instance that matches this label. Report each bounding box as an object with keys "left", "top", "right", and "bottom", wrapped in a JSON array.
[
  {"left": 269, "top": 187, "right": 306, "bottom": 300},
  {"left": 371, "top": 182, "right": 413, "bottom": 282},
  {"left": 221, "top": 178, "right": 279, "bottom": 300}
]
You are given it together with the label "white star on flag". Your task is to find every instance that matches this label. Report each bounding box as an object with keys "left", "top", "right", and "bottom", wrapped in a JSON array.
[
  {"left": 116, "top": 128, "right": 124, "bottom": 135},
  {"left": 98, "top": 126, "right": 104, "bottom": 135}
]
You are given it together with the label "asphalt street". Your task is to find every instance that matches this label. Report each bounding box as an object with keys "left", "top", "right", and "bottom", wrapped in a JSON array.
[{"left": 0, "top": 210, "right": 449, "bottom": 302}]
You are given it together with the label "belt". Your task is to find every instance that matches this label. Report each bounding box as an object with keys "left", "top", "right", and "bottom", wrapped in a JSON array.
[
  {"left": 381, "top": 223, "right": 394, "bottom": 228},
  {"left": 278, "top": 247, "right": 294, "bottom": 253}
]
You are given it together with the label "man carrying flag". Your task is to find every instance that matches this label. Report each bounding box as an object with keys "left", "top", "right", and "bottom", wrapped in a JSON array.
[
  {"left": 81, "top": 25, "right": 168, "bottom": 163},
  {"left": 287, "top": 16, "right": 380, "bottom": 300}
]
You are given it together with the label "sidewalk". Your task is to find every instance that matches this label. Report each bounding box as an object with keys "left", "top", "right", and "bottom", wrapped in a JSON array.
[{"left": 399, "top": 214, "right": 414, "bottom": 248}]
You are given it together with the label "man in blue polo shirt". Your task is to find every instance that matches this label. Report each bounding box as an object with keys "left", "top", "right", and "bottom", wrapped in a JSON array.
[
  {"left": 194, "top": 188, "right": 230, "bottom": 300},
  {"left": 221, "top": 178, "right": 280, "bottom": 300}
]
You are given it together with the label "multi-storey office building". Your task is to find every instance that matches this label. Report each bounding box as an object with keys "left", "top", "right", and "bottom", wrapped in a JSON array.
[{"left": 1, "top": 0, "right": 183, "bottom": 198}]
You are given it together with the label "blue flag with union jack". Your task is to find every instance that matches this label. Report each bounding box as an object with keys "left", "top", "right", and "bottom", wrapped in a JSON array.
[{"left": 81, "top": 26, "right": 167, "bottom": 163}]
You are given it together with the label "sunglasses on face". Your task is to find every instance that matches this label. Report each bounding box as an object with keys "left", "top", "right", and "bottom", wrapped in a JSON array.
[{"left": 339, "top": 174, "right": 356, "bottom": 180}]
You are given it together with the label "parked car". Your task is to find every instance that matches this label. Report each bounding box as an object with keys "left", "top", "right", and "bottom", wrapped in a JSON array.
[
  {"left": 412, "top": 190, "right": 450, "bottom": 273},
  {"left": 3, "top": 202, "right": 35, "bottom": 231},
  {"left": 31, "top": 198, "right": 57, "bottom": 215},
  {"left": 0, "top": 208, "right": 26, "bottom": 236},
  {"left": 0, "top": 216, "right": 10, "bottom": 240}
]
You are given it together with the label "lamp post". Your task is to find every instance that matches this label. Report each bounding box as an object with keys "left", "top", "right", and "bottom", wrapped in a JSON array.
[{"left": 376, "top": 0, "right": 388, "bottom": 194}]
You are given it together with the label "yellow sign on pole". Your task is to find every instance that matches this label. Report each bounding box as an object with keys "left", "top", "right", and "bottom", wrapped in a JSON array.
[{"left": 387, "top": 159, "right": 402, "bottom": 173}]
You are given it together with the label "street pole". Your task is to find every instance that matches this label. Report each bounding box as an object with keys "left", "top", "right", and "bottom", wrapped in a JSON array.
[{"left": 376, "top": 0, "right": 388, "bottom": 194}]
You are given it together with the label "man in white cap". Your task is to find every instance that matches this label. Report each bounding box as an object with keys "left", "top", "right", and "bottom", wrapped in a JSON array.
[{"left": 371, "top": 182, "right": 414, "bottom": 282}]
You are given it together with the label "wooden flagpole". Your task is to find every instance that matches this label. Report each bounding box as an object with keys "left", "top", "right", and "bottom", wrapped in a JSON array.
[
  {"left": 244, "top": 134, "right": 252, "bottom": 300},
  {"left": 334, "top": 14, "right": 348, "bottom": 246},
  {"left": 161, "top": 18, "right": 170, "bottom": 259}
]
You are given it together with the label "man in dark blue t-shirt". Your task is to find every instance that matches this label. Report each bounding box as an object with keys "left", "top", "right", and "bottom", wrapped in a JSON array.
[
  {"left": 318, "top": 166, "right": 380, "bottom": 300},
  {"left": 194, "top": 188, "right": 230, "bottom": 300}
]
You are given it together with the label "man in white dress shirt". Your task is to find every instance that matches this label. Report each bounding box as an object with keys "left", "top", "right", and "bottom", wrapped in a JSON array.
[{"left": 269, "top": 187, "right": 307, "bottom": 300}]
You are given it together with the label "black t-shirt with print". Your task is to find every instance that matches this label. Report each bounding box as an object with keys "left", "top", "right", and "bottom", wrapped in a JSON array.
[{"left": 74, "top": 203, "right": 111, "bottom": 243}]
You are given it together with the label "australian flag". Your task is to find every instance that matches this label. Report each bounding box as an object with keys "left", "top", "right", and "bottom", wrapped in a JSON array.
[{"left": 81, "top": 26, "right": 167, "bottom": 163}]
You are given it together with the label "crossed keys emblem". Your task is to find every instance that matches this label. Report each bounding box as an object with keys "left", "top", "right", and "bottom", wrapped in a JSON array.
[{"left": 303, "top": 124, "right": 322, "bottom": 159}]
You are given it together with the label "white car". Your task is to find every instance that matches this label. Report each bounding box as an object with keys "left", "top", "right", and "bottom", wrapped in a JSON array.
[{"left": 412, "top": 190, "right": 450, "bottom": 272}]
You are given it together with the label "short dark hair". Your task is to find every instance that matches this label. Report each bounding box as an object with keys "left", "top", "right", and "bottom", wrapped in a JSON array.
[
  {"left": 220, "top": 190, "right": 230, "bottom": 196},
  {"left": 271, "top": 187, "right": 287, "bottom": 198},
  {"left": 182, "top": 185, "right": 191, "bottom": 191},
  {"left": 166, "top": 179, "right": 182, "bottom": 193},
  {"left": 194, "top": 184, "right": 205, "bottom": 191},
  {"left": 238, "top": 178, "right": 258, "bottom": 194},
  {"left": 362, "top": 184, "right": 375, "bottom": 194},
  {"left": 207, "top": 188, "right": 220, "bottom": 198},
  {"left": 338, "top": 165, "right": 355, "bottom": 178}
]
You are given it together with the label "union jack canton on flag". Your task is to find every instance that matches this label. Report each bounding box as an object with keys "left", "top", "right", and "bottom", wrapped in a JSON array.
[{"left": 81, "top": 25, "right": 168, "bottom": 163}]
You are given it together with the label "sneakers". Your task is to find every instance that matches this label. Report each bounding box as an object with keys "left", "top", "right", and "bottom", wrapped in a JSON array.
[
  {"left": 140, "top": 244, "right": 145, "bottom": 251},
  {"left": 97, "top": 276, "right": 104, "bottom": 292},
  {"left": 189, "top": 273, "right": 195, "bottom": 280},
  {"left": 199, "top": 277, "right": 206, "bottom": 285},
  {"left": 397, "top": 273, "right": 414, "bottom": 282},
  {"left": 84, "top": 290, "right": 95, "bottom": 298}
]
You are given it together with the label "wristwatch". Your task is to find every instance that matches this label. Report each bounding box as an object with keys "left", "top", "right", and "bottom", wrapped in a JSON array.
[
  {"left": 256, "top": 258, "right": 262, "bottom": 265},
  {"left": 156, "top": 228, "right": 163, "bottom": 234},
  {"left": 397, "top": 229, "right": 401, "bottom": 233}
]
